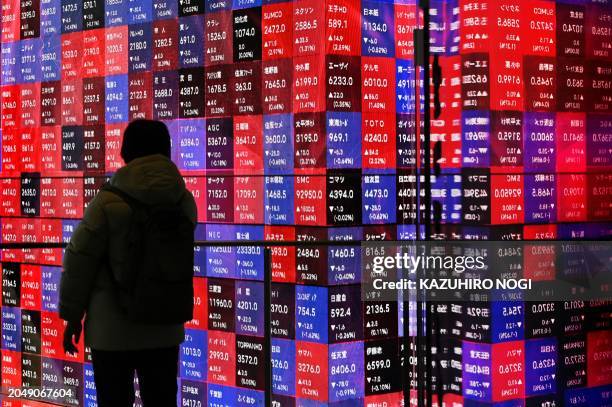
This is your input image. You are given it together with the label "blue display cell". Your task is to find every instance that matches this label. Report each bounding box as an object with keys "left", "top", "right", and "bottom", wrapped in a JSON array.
[
  {"left": 362, "top": 174, "right": 396, "bottom": 224},
  {"left": 61, "top": 0, "right": 83, "bottom": 33},
  {"left": 206, "top": 118, "right": 234, "bottom": 170},
  {"left": 432, "top": 171, "right": 462, "bottom": 224},
  {"left": 179, "top": 15, "right": 205, "bottom": 68},
  {"left": 153, "top": 0, "right": 178, "bottom": 20},
  {"left": 233, "top": 0, "right": 262, "bottom": 9},
  {"left": 19, "top": 39, "right": 41, "bottom": 83},
  {"left": 462, "top": 111, "right": 491, "bottom": 168},
  {"left": 41, "top": 0, "right": 62, "bottom": 36},
  {"left": 295, "top": 285, "right": 328, "bottom": 344},
  {"left": 429, "top": 0, "right": 446, "bottom": 54},
  {"left": 361, "top": 2, "right": 395, "bottom": 57},
  {"left": 462, "top": 341, "right": 491, "bottom": 401},
  {"left": 271, "top": 338, "right": 296, "bottom": 397},
  {"left": 524, "top": 112, "right": 556, "bottom": 172},
  {"left": 235, "top": 280, "right": 264, "bottom": 336},
  {"left": 206, "top": 0, "right": 232, "bottom": 12},
  {"left": 62, "top": 220, "right": 80, "bottom": 243},
  {"left": 491, "top": 301, "right": 524, "bottom": 343},
  {"left": 525, "top": 337, "right": 557, "bottom": 396},
  {"left": 207, "top": 384, "right": 236, "bottom": 407},
  {"left": 235, "top": 226, "right": 264, "bottom": 280},
  {"left": 1, "top": 307, "right": 21, "bottom": 351},
  {"left": 128, "top": 23, "right": 153, "bottom": 73},
  {"left": 525, "top": 174, "right": 556, "bottom": 224},
  {"left": 446, "top": 0, "right": 460, "bottom": 55},
  {"left": 329, "top": 342, "right": 365, "bottom": 402},
  {"left": 396, "top": 59, "right": 416, "bottom": 114},
  {"left": 328, "top": 227, "right": 362, "bottom": 285},
  {"left": 180, "top": 329, "right": 207, "bottom": 381},
  {"left": 128, "top": 0, "right": 153, "bottom": 24},
  {"left": 205, "top": 224, "right": 237, "bottom": 278},
  {"left": 177, "top": 119, "right": 206, "bottom": 170},
  {"left": 263, "top": 114, "right": 294, "bottom": 174},
  {"left": 41, "top": 35, "right": 61, "bottom": 82},
  {"left": 1, "top": 42, "right": 19, "bottom": 85},
  {"left": 41, "top": 266, "right": 61, "bottom": 312},
  {"left": 235, "top": 388, "right": 264, "bottom": 406},
  {"left": 105, "top": 0, "right": 128, "bottom": 27},
  {"left": 193, "top": 224, "right": 206, "bottom": 277},
  {"left": 180, "top": 380, "right": 206, "bottom": 407},
  {"left": 264, "top": 176, "right": 294, "bottom": 225},
  {"left": 105, "top": 75, "right": 129, "bottom": 123},
  {"left": 326, "top": 112, "right": 362, "bottom": 169},
  {"left": 84, "top": 364, "right": 97, "bottom": 407}
]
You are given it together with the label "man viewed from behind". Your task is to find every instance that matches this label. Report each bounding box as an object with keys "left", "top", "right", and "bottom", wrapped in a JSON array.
[{"left": 59, "top": 119, "right": 197, "bottom": 407}]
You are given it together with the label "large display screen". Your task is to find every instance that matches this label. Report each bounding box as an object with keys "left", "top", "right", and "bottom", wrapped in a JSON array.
[{"left": 0, "top": 0, "right": 611, "bottom": 405}]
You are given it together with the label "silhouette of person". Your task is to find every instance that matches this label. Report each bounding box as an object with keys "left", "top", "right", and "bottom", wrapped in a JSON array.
[{"left": 59, "top": 119, "right": 196, "bottom": 407}]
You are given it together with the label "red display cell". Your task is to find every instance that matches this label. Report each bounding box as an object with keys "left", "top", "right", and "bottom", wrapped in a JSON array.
[
  {"left": 523, "top": 241, "right": 556, "bottom": 281},
  {"left": 491, "top": 174, "right": 524, "bottom": 225},
  {"left": 39, "top": 219, "right": 62, "bottom": 266},
  {"left": 105, "top": 26, "right": 128, "bottom": 76},
  {"left": 105, "top": 123, "right": 126, "bottom": 173},
  {"left": 294, "top": 175, "right": 326, "bottom": 226},
  {"left": 234, "top": 176, "right": 264, "bottom": 224},
  {"left": 234, "top": 115, "right": 263, "bottom": 174},
  {"left": 586, "top": 4, "right": 612, "bottom": 60},
  {"left": 523, "top": 224, "right": 557, "bottom": 240},
  {"left": 264, "top": 226, "right": 296, "bottom": 283},
  {"left": 183, "top": 176, "right": 206, "bottom": 223},
  {"left": 1, "top": 350, "right": 22, "bottom": 388},
  {"left": 557, "top": 174, "right": 587, "bottom": 222},
  {"left": 588, "top": 173, "right": 612, "bottom": 221},
  {"left": 19, "top": 127, "right": 40, "bottom": 173},
  {"left": 82, "top": 77, "right": 106, "bottom": 126},
  {"left": 326, "top": 0, "right": 361, "bottom": 56},
  {"left": 556, "top": 58, "right": 587, "bottom": 112},
  {"left": 587, "top": 330, "right": 612, "bottom": 386},
  {"left": 361, "top": 57, "right": 395, "bottom": 113},
  {"left": 82, "top": 29, "right": 105, "bottom": 78},
  {"left": 40, "top": 82, "right": 62, "bottom": 126},
  {"left": 206, "top": 176, "right": 234, "bottom": 223},
  {"left": 205, "top": 10, "right": 232, "bottom": 66},
  {"left": 491, "top": 341, "right": 525, "bottom": 402},
  {"left": 489, "top": 57, "right": 524, "bottom": 111},
  {"left": 207, "top": 331, "right": 236, "bottom": 386},
  {"left": 524, "top": 56, "right": 556, "bottom": 112},
  {"left": 61, "top": 79, "right": 83, "bottom": 126},
  {"left": 395, "top": 4, "right": 417, "bottom": 59},
  {"left": 293, "top": 0, "right": 325, "bottom": 57},
  {"left": 365, "top": 392, "right": 403, "bottom": 407},
  {"left": 588, "top": 60, "right": 612, "bottom": 113},
  {"left": 556, "top": 112, "right": 586, "bottom": 173},
  {"left": 59, "top": 178, "right": 84, "bottom": 219},
  {"left": 1, "top": 0, "right": 19, "bottom": 42},
  {"left": 41, "top": 311, "right": 65, "bottom": 359},
  {"left": 362, "top": 113, "right": 396, "bottom": 169},
  {"left": 128, "top": 72, "right": 153, "bottom": 120},
  {"left": 231, "top": 60, "right": 262, "bottom": 116},
  {"left": 263, "top": 2, "right": 293, "bottom": 60},
  {"left": 295, "top": 341, "right": 329, "bottom": 402},
  {"left": 20, "top": 83, "right": 41, "bottom": 129},
  {"left": 1, "top": 218, "right": 21, "bottom": 263},
  {"left": 20, "top": 264, "right": 41, "bottom": 310},
  {"left": 2, "top": 85, "right": 20, "bottom": 130},
  {"left": 186, "top": 277, "right": 207, "bottom": 330},
  {"left": 293, "top": 55, "right": 325, "bottom": 113},
  {"left": 0, "top": 178, "right": 20, "bottom": 217},
  {"left": 1, "top": 128, "right": 20, "bottom": 174},
  {"left": 459, "top": 0, "right": 490, "bottom": 54},
  {"left": 205, "top": 65, "right": 232, "bottom": 117},
  {"left": 294, "top": 112, "right": 326, "bottom": 170},
  {"left": 153, "top": 19, "right": 178, "bottom": 71},
  {"left": 556, "top": 3, "right": 585, "bottom": 58},
  {"left": 262, "top": 59, "right": 292, "bottom": 114},
  {"left": 490, "top": 111, "right": 523, "bottom": 172},
  {"left": 20, "top": 219, "right": 40, "bottom": 264},
  {"left": 61, "top": 32, "right": 82, "bottom": 81},
  {"left": 524, "top": 1, "right": 556, "bottom": 57}
]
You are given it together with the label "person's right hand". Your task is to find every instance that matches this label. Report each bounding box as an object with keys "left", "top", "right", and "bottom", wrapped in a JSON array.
[{"left": 63, "top": 320, "right": 82, "bottom": 355}]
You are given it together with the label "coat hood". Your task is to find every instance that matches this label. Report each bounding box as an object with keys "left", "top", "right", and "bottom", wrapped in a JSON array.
[{"left": 110, "top": 154, "right": 187, "bottom": 205}]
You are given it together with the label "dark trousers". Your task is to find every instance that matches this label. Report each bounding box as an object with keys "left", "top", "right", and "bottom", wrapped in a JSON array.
[{"left": 91, "top": 346, "right": 179, "bottom": 407}]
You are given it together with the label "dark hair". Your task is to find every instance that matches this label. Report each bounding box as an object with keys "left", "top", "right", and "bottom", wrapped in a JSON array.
[{"left": 120, "top": 119, "right": 172, "bottom": 163}]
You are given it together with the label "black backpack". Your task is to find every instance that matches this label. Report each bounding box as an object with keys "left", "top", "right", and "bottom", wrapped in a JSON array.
[{"left": 101, "top": 183, "right": 195, "bottom": 325}]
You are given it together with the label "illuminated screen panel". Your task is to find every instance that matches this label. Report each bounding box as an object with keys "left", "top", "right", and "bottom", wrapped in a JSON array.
[{"left": 0, "top": 0, "right": 611, "bottom": 406}]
